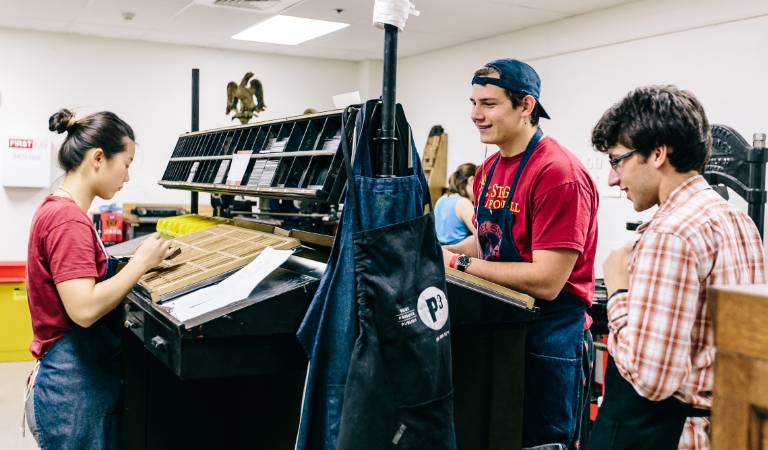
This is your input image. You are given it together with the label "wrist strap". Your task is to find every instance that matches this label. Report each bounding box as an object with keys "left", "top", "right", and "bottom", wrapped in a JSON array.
[
  {"left": 608, "top": 289, "right": 628, "bottom": 301},
  {"left": 449, "top": 254, "right": 459, "bottom": 269}
]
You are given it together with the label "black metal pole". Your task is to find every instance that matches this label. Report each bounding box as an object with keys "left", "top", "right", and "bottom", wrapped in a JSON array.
[
  {"left": 750, "top": 133, "right": 767, "bottom": 239},
  {"left": 377, "top": 24, "right": 399, "bottom": 178},
  {"left": 191, "top": 68, "right": 200, "bottom": 214}
]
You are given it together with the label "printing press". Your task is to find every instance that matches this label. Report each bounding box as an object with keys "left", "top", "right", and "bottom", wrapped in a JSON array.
[{"left": 119, "top": 108, "right": 540, "bottom": 449}]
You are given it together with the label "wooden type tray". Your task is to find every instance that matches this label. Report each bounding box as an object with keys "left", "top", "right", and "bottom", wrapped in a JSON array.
[
  {"left": 445, "top": 267, "right": 534, "bottom": 310},
  {"left": 138, "top": 224, "right": 299, "bottom": 302}
]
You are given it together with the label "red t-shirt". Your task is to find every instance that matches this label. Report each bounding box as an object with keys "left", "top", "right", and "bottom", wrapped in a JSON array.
[
  {"left": 472, "top": 135, "right": 599, "bottom": 306},
  {"left": 26, "top": 196, "right": 106, "bottom": 359}
]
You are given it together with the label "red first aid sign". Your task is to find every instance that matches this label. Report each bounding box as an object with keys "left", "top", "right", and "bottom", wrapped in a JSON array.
[
  {"left": 8, "top": 139, "right": 34, "bottom": 149},
  {"left": 2, "top": 135, "right": 51, "bottom": 187}
]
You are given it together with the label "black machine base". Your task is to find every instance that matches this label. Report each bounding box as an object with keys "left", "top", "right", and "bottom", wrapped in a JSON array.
[{"left": 121, "top": 325, "right": 526, "bottom": 450}]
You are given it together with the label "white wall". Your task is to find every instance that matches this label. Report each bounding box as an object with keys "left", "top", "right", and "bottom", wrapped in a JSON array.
[
  {"left": 0, "top": 28, "right": 358, "bottom": 261},
  {"left": 397, "top": 0, "right": 768, "bottom": 276},
  {"left": 357, "top": 59, "right": 383, "bottom": 101}
]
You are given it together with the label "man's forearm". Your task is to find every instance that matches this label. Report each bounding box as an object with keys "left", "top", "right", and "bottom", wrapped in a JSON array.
[
  {"left": 441, "top": 245, "right": 577, "bottom": 300},
  {"left": 444, "top": 235, "right": 478, "bottom": 257},
  {"left": 464, "top": 257, "right": 565, "bottom": 300}
]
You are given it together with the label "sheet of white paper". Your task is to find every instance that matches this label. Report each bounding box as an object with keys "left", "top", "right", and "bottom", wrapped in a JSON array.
[
  {"left": 225, "top": 150, "right": 252, "bottom": 186},
  {"left": 332, "top": 91, "right": 361, "bottom": 109},
  {"left": 162, "top": 247, "right": 294, "bottom": 323}
]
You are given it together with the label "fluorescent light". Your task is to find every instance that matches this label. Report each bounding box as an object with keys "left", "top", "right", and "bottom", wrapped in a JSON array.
[{"left": 232, "top": 15, "right": 349, "bottom": 45}]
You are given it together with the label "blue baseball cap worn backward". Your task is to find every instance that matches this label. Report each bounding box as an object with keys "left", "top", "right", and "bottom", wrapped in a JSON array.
[{"left": 471, "top": 58, "right": 551, "bottom": 120}]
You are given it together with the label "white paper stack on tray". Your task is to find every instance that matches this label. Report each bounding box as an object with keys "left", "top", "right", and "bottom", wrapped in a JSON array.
[
  {"left": 160, "top": 247, "right": 294, "bottom": 323},
  {"left": 137, "top": 224, "right": 300, "bottom": 303}
]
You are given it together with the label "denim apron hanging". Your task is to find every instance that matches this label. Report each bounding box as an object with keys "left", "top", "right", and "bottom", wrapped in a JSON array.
[
  {"left": 28, "top": 239, "right": 124, "bottom": 450},
  {"left": 335, "top": 105, "right": 453, "bottom": 450},
  {"left": 476, "top": 128, "right": 585, "bottom": 450},
  {"left": 296, "top": 100, "right": 451, "bottom": 450}
]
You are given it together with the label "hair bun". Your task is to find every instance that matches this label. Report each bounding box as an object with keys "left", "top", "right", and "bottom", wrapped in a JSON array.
[{"left": 49, "top": 109, "right": 76, "bottom": 134}]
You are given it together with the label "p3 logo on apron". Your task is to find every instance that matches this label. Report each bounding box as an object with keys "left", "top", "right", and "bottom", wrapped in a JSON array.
[{"left": 417, "top": 287, "right": 448, "bottom": 332}]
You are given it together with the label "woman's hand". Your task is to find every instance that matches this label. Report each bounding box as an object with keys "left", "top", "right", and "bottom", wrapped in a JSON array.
[{"left": 131, "top": 233, "right": 176, "bottom": 271}]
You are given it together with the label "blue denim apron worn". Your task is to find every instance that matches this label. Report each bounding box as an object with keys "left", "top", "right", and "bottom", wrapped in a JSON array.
[
  {"left": 296, "top": 101, "right": 449, "bottom": 449},
  {"left": 33, "top": 245, "right": 123, "bottom": 450},
  {"left": 476, "top": 128, "right": 585, "bottom": 450}
]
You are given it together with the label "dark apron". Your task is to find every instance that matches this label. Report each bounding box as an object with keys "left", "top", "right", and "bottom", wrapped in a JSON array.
[
  {"left": 586, "top": 356, "right": 711, "bottom": 450},
  {"left": 476, "top": 128, "right": 586, "bottom": 450},
  {"left": 296, "top": 100, "right": 450, "bottom": 450},
  {"left": 33, "top": 245, "right": 124, "bottom": 450},
  {"left": 334, "top": 104, "right": 454, "bottom": 450}
]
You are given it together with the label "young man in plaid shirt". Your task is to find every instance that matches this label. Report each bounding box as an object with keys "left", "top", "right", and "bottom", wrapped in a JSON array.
[{"left": 587, "top": 85, "right": 765, "bottom": 450}]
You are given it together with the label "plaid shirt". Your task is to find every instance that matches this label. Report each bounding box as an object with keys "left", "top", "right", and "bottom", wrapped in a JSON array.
[{"left": 607, "top": 175, "right": 765, "bottom": 450}]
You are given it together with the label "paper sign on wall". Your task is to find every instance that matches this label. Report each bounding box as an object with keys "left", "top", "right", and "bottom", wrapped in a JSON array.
[
  {"left": 2, "top": 136, "right": 51, "bottom": 188},
  {"left": 332, "top": 91, "right": 361, "bottom": 109}
]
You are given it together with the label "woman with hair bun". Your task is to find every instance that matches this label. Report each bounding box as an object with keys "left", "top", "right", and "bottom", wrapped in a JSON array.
[
  {"left": 434, "top": 162, "right": 478, "bottom": 245},
  {"left": 23, "top": 109, "right": 175, "bottom": 448}
]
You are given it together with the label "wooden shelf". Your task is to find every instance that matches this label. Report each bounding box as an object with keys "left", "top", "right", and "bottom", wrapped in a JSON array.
[{"left": 159, "top": 110, "right": 357, "bottom": 203}]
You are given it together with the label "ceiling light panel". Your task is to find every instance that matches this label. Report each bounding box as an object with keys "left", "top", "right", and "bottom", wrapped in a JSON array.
[{"left": 232, "top": 15, "right": 349, "bottom": 45}]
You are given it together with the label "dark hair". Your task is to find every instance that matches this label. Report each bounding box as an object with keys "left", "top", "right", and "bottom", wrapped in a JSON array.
[
  {"left": 591, "top": 85, "right": 711, "bottom": 174},
  {"left": 49, "top": 109, "right": 135, "bottom": 172},
  {"left": 474, "top": 67, "right": 540, "bottom": 126},
  {"left": 446, "top": 163, "right": 478, "bottom": 199}
]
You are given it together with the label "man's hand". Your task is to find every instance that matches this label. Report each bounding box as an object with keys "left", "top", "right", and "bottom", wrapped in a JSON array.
[
  {"left": 442, "top": 247, "right": 455, "bottom": 268},
  {"left": 603, "top": 240, "right": 634, "bottom": 296}
]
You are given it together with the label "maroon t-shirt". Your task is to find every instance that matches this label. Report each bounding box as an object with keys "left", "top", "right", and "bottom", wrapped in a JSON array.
[
  {"left": 472, "top": 135, "right": 599, "bottom": 306},
  {"left": 26, "top": 196, "right": 106, "bottom": 359}
]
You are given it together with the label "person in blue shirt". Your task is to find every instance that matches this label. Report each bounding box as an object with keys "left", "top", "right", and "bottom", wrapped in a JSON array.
[{"left": 434, "top": 163, "right": 477, "bottom": 245}]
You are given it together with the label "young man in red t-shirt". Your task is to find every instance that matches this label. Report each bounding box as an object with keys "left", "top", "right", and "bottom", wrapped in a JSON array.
[{"left": 442, "top": 59, "right": 599, "bottom": 450}]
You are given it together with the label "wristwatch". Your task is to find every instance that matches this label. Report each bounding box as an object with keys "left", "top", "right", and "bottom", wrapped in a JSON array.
[{"left": 456, "top": 254, "right": 472, "bottom": 272}]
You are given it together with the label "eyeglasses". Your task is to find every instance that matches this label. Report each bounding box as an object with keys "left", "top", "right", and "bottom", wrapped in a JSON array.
[{"left": 608, "top": 148, "right": 638, "bottom": 171}]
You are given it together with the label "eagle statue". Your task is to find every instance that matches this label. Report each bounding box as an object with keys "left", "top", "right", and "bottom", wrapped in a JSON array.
[{"left": 226, "top": 72, "right": 266, "bottom": 124}]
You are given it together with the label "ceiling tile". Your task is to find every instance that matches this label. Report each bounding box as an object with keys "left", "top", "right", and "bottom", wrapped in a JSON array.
[
  {"left": 158, "top": 4, "right": 269, "bottom": 37},
  {"left": 299, "top": 24, "right": 387, "bottom": 52},
  {"left": 0, "top": 0, "right": 32, "bottom": 16},
  {"left": 286, "top": 0, "right": 371, "bottom": 25},
  {"left": 478, "top": 0, "right": 636, "bottom": 15},
  {"left": 370, "top": 0, "right": 566, "bottom": 39},
  {"left": 396, "top": 14, "right": 461, "bottom": 35},
  {"left": 142, "top": 30, "right": 221, "bottom": 46},
  {"left": 68, "top": 22, "right": 150, "bottom": 40},
  {"left": 26, "top": 0, "right": 91, "bottom": 22},
  {"left": 413, "top": 0, "right": 515, "bottom": 22},
  {"left": 208, "top": 36, "right": 303, "bottom": 53},
  {"left": 0, "top": 14, "right": 71, "bottom": 33},
  {"left": 388, "top": 31, "right": 474, "bottom": 57},
  {"left": 77, "top": 0, "right": 191, "bottom": 29},
  {"left": 441, "top": 6, "right": 569, "bottom": 39},
  {"left": 275, "top": 45, "right": 354, "bottom": 60},
  {"left": 31, "top": 18, "right": 72, "bottom": 33}
]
